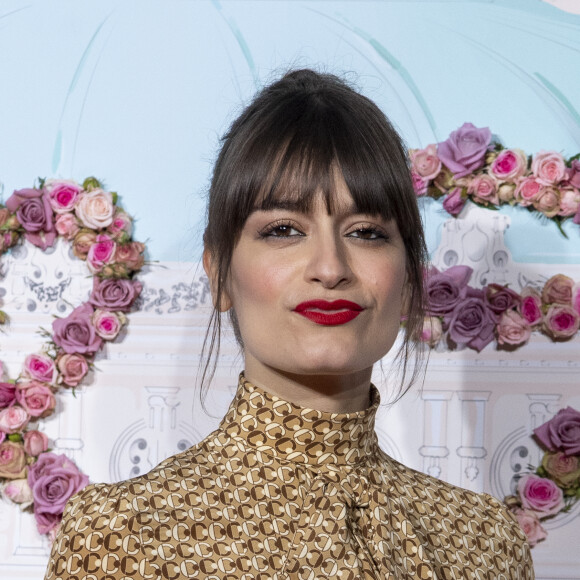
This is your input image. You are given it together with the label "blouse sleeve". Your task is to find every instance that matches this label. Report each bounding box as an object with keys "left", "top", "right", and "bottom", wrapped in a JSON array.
[{"left": 44, "top": 481, "right": 138, "bottom": 580}]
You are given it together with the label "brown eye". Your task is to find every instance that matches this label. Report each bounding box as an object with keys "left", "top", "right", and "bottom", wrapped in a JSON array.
[
  {"left": 259, "top": 222, "right": 304, "bottom": 238},
  {"left": 347, "top": 227, "right": 387, "bottom": 241}
]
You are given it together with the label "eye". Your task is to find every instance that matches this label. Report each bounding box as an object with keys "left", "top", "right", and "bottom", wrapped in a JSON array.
[
  {"left": 258, "top": 220, "right": 304, "bottom": 238},
  {"left": 346, "top": 225, "right": 389, "bottom": 241}
]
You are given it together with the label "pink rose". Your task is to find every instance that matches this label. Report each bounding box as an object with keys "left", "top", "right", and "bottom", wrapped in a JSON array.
[
  {"left": 113, "top": 242, "right": 146, "bottom": 272},
  {"left": 485, "top": 283, "right": 521, "bottom": 317},
  {"left": 410, "top": 144, "right": 441, "bottom": 181},
  {"left": 518, "top": 473, "right": 564, "bottom": 516},
  {"left": 45, "top": 179, "right": 82, "bottom": 214},
  {"left": 437, "top": 122, "right": 492, "bottom": 178},
  {"left": 16, "top": 382, "right": 55, "bottom": 418},
  {"left": 52, "top": 303, "right": 103, "bottom": 355},
  {"left": 533, "top": 186, "right": 560, "bottom": 218},
  {"left": 564, "top": 159, "right": 580, "bottom": 189},
  {"left": 544, "top": 304, "right": 579, "bottom": 339},
  {"left": 497, "top": 310, "right": 531, "bottom": 347},
  {"left": 86, "top": 234, "right": 116, "bottom": 273},
  {"left": 419, "top": 316, "right": 443, "bottom": 347},
  {"left": 411, "top": 171, "right": 427, "bottom": 197},
  {"left": 558, "top": 188, "right": 580, "bottom": 217},
  {"left": 108, "top": 209, "right": 133, "bottom": 239},
  {"left": 5, "top": 188, "right": 56, "bottom": 250},
  {"left": 542, "top": 274, "right": 573, "bottom": 305},
  {"left": 54, "top": 213, "right": 80, "bottom": 239},
  {"left": 534, "top": 406, "right": 580, "bottom": 455},
  {"left": 519, "top": 287, "right": 543, "bottom": 325},
  {"left": 515, "top": 177, "right": 542, "bottom": 206},
  {"left": 0, "top": 441, "right": 27, "bottom": 479},
  {"left": 573, "top": 282, "right": 580, "bottom": 316},
  {"left": 3, "top": 477, "right": 33, "bottom": 506},
  {"left": 28, "top": 452, "right": 89, "bottom": 534},
  {"left": 92, "top": 309, "right": 125, "bottom": 340},
  {"left": 468, "top": 174, "right": 499, "bottom": 205},
  {"left": 445, "top": 287, "right": 496, "bottom": 351},
  {"left": 0, "top": 405, "right": 30, "bottom": 433},
  {"left": 75, "top": 189, "right": 114, "bottom": 229},
  {"left": 542, "top": 452, "right": 580, "bottom": 488},
  {"left": 575, "top": 206, "right": 580, "bottom": 225},
  {"left": 532, "top": 150, "right": 566, "bottom": 185},
  {"left": 0, "top": 382, "right": 17, "bottom": 408},
  {"left": 89, "top": 277, "right": 143, "bottom": 312},
  {"left": 490, "top": 148, "right": 528, "bottom": 181},
  {"left": 442, "top": 187, "right": 466, "bottom": 216},
  {"left": 23, "top": 430, "right": 49, "bottom": 456},
  {"left": 23, "top": 353, "right": 56, "bottom": 384},
  {"left": 56, "top": 354, "right": 89, "bottom": 388},
  {"left": 512, "top": 509, "right": 547, "bottom": 548}
]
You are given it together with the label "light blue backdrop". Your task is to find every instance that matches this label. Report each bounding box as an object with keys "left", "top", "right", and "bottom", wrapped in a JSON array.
[{"left": 1, "top": 0, "right": 579, "bottom": 263}]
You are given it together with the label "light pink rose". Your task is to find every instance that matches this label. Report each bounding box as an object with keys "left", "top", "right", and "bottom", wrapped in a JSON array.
[
  {"left": 533, "top": 186, "right": 560, "bottom": 218},
  {"left": 0, "top": 405, "right": 30, "bottom": 433},
  {"left": 543, "top": 304, "right": 580, "bottom": 340},
  {"left": 558, "top": 188, "right": 580, "bottom": 217},
  {"left": 497, "top": 310, "right": 531, "bottom": 346},
  {"left": 16, "top": 382, "right": 56, "bottom": 418},
  {"left": 410, "top": 144, "right": 441, "bottom": 181},
  {"left": 534, "top": 407, "right": 580, "bottom": 456},
  {"left": 23, "top": 353, "right": 57, "bottom": 384},
  {"left": 518, "top": 473, "right": 564, "bottom": 516},
  {"left": 542, "top": 274, "right": 574, "bottom": 305},
  {"left": 573, "top": 282, "right": 580, "bottom": 316},
  {"left": 411, "top": 171, "right": 427, "bottom": 197},
  {"left": 419, "top": 316, "right": 443, "bottom": 347},
  {"left": 56, "top": 354, "right": 89, "bottom": 388},
  {"left": 498, "top": 183, "right": 516, "bottom": 203},
  {"left": 513, "top": 509, "right": 547, "bottom": 547},
  {"left": 532, "top": 151, "right": 566, "bottom": 185},
  {"left": 23, "top": 430, "right": 49, "bottom": 456},
  {"left": 108, "top": 209, "right": 133, "bottom": 240},
  {"left": 3, "top": 478, "right": 33, "bottom": 506},
  {"left": 75, "top": 189, "right": 114, "bottom": 229},
  {"left": 113, "top": 242, "right": 146, "bottom": 272},
  {"left": 54, "top": 213, "right": 79, "bottom": 239},
  {"left": 490, "top": 149, "right": 528, "bottom": 181},
  {"left": 86, "top": 234, "right": 116, "bottom": 273},
  {"left": 520, "top": 287, "right": 543, "bottom": 325},
  {"left": 45, "top": 179, "right": 82, "bottom": 214},
  {"left": 0, "top": 441, "right": 27, "bottom": 479},
  {"left": 92, "top": 309, "right": 125, "bottom": 340},
  {"left": 52, "top": 303, "right": 103, "bottom": 355},
  {"left": 72, "top": 229, "right": 97, "bottom": 260},
  {"left": 515, "top": 177, "right": 542, "bottom": 206},
  {"left": 467, "top": 174, "right": 499, "bottom": 205},
  {"left": 542, "top": 452, "right": 580, "bottom": 488}
]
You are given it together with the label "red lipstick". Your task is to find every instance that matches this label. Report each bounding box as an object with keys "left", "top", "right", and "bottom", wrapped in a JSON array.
[{"left": 294, "top": 300, "right": 364, "bottom": 326}]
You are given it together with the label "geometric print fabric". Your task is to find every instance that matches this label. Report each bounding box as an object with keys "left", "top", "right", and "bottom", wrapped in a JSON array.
[{"left": 45, "top": 375, "right": 534, "bottom": 579}]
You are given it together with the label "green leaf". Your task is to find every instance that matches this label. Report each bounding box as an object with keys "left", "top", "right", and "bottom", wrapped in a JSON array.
[
  {"left": 83, "top": 176, "right": 102, "bottom": 191},
  {"left": 8, "top": 433, "right": 23, "bottom": 442}
]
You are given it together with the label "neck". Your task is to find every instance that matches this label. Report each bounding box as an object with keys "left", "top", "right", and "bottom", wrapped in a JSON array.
[{"left": 243, "top": 359, "right": 373, "bottom": 413}]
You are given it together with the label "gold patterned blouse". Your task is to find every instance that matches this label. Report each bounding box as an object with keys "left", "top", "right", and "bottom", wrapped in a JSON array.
[{"left": 45, "top": 375, "right": 534, "bottom": 579}]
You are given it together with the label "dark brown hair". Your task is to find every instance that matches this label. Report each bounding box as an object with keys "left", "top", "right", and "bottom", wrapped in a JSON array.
[{"left": 201, "top": 69, "right": 428, "bottom": 402}]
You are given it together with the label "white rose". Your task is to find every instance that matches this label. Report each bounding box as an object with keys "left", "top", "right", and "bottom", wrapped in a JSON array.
[{"left": 75, "top": 189, "right": 114, "bottom": 229}]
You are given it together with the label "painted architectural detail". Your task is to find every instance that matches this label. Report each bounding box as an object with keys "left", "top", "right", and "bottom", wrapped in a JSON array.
[{"left": 419, "top": 391, "right": 453, "bottom": 479}]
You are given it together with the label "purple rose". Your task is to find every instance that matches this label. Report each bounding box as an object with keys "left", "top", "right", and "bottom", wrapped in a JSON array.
[
  {"left": 437, "top": 122, "right": 492, "bottom": 178},
  {"left": 0, "top": 382, "right": 17, "bottom": 408},
  {"left": 28, "top": 452, "right": 88, "bottom": 534},
  {"left": 485, "top": 283, "right": 521, "bottom": 317},
  {"left": 442, "top": 187, "right": 466, "bottom": 216},
  {"left": 5, "top": 188, "right": 56, "bottom": 250},
  {"left": 89, "top": 277, "right": 143, "bottom": 312},
  {"left": 517, "top": 474, "right": 564, "bottom": 517},
  {"left": 565, "top": 159, "right": 580, "bottom": 189},
  {"left": 52, "top": 303, "right": 103, "bottom": 355},
  {"left": 534, "top": 407, "right": 580, "bottom": 455},
  {"left": 445, "top": 287, "right": 496, "bottom": 351},
  {"left": 425, "top": 265, "right": 472, "bottom": 316}
]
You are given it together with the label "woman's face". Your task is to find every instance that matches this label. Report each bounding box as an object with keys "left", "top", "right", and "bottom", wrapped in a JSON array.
[{"left": 212, "top": 175, "right": 409, "bottom": 385}]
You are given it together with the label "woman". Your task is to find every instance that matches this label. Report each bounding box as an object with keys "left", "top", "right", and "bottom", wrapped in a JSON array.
[{"left": 45, "top": 69, "right": 533, "bottom": 579}]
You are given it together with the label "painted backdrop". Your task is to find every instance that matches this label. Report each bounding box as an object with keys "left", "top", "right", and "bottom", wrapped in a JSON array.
[{"left": 1, "top": 1, "right": 579, "bottom": 578}]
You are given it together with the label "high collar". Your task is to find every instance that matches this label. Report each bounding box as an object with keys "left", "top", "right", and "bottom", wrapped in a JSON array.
[{"left": 219, "top": 374, "right": 380, "bottom": 467}]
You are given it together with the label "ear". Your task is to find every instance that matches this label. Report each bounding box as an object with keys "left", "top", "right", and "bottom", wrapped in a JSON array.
[{"left": 203, "top": 248, "right": 232, "bottom": 312}]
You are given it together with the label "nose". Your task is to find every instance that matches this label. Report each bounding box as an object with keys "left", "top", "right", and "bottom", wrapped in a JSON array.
[{"left": 305, "top": 233, "right": 352, "bottom": 289}]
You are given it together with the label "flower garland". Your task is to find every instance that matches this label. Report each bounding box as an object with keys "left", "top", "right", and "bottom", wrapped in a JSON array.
[
  {"left": 410, "top": 122, "right": 580, "bottom": 234},
  {"left": 0, "top": 177, "right": 143, "bottom": 539},
  {"left": 504, "top": 407, "right": 580, "bottom": 547},
  {"left": 418, "top": 266, "right": 580, "bottom": 351}
]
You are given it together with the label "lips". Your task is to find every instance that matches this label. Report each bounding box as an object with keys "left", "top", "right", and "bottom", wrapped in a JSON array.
[{"left": 294, "top": 300, "right": 364, "bottom": 326}]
